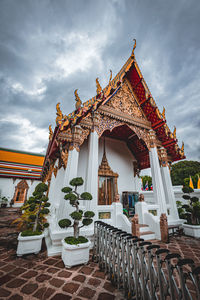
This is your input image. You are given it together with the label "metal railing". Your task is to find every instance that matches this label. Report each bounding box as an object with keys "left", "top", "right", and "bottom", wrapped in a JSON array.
[{"left": 93, "top": 221, "right": 200, "bottom": 300}]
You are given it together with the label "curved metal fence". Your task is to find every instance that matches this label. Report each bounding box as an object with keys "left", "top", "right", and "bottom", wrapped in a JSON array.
[{"left": 92, "top": 221, "right": 200, "bottom": 300}]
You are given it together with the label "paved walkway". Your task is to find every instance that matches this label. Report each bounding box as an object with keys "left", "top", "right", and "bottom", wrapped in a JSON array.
[{"left": 0, "top": 208, "right": 200, "bottom": 300}]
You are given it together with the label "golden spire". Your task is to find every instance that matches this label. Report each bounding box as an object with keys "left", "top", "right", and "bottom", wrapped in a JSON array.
[
  {"left": 109, "top": 70, "right": 112, "bottom": 84},
  {"left": 96, "top": 77, "right": 102, "bottom": 95},
  {"left": 179, "top": 141, "right": 185, "bottom": 157},
  {"left": 74, "top": 89, "right": 82, "bottom": 110},
  {"left": 56, "top": 102, "right": 63, "bottom": 125},
  {"left": 161, "top": 107, "right": 166, "bottom": 120},
  {"left": 131, "top": 39, "right": 136, "bottom": 58},
  {"left": 181, "top": 141, "right": 184, "bottom": 152},
  {"left": 173, "top": 126, "right": 176, "bottom": 139},
  {"left": 49, "top": 125, "right": 53, "bottom": 140}
]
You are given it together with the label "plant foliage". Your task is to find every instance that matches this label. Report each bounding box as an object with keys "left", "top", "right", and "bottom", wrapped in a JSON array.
[
  {"left": 176, "top": 186, "right": 200, "bottom": 225},
  {"left": 171, "top": 160, "right": 200, "bottom": 186},
  {"left": 58, "top": 177, "right": 94, "bottom": 242},
  {"left": 140, "top": 176, "right": 152, "bottom": 190},
  {"left": 64, "top": 236, "right": 88, "bottom": 245},
  {"left": 12, "top": 183, "right": 50, "bottom": 235}
]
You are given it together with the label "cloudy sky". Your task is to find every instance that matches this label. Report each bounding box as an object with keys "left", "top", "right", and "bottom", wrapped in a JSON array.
[{"left": 0, "top": 0, "right": 199, "bottom": 162}]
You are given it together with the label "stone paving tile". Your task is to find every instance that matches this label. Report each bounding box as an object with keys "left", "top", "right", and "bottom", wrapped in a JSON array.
[
  {"left": 0, "top": 287, "right": 11, "bottom": 297},
  {"left": 58, "top": 270, "right": 72, "bottom": 278},
  {"left": 72, "top": 274, "right": 86, "bottom": 283},
  {"left": 79, "top": 266, "right": 93, "bottom": 275},
  {"left": 50, "top": 293, "right": 72, "bottom": 300},
  {"left": 62, "top": 282, "right": 80, "bottom": 294},
  {"left": 0, "top": 207, "right": 200, "bottom": 300},
  {"left": 21, "top": 282, "right": 38, "bottom": 294},
  {"left": 78, "top": 287, "right": 96, "bottom": 299},
  {"left": 50, "top": 278, "right": 65, "bottom": 287}
]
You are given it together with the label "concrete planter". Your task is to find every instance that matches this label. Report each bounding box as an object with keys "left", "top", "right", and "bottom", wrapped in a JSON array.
[
  {"left": 183, "top": 224, "right": 200, "bottom": 238},
  {"left": 61, "top": 239, "right": 91, "bottom": 268},
  {"left": 17, "top": 233, "right": 44, "bottom": 256}
]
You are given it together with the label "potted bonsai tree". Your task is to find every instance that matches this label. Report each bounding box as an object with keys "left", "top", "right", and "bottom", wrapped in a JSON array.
[
  {"left": 13, "top": 182, "right": 51, "bottom": 256},
  {"left": 0, "top": 196, "right": 9, "bottom": 208},
  {"left": 58, "top": 177, "right": 95, "bottom": 268},
  {"left": 180, "top": 186, "right": 200, "bottom": 238}
]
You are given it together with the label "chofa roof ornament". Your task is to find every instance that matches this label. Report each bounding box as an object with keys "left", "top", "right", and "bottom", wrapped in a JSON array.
[
  {"left": 96, "top": 77, "right": 102, "bottom": 95},
  {"left": 49, "top": 125, "right": 53, "bottom": 140},
  {"left": 74, "top": 89, "right": 82, "bottom": 110},
  {"left": 56, "top": 102, "right": 63, "bottom": 125},
  {"left": 131, "top": 39, "right": 136, "bottom": 58}
]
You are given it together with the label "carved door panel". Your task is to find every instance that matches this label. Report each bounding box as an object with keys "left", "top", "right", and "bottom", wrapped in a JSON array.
[{"left": 98, "top": 176, "right": 115, "bottom": 205}]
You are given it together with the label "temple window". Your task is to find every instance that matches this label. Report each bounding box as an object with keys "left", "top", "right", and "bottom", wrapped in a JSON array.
[{"left": 13, "top": 180, "right": 29, "bottom": 204}]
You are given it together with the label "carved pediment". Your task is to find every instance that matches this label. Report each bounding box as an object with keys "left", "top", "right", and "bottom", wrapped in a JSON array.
[
  {"left": 16, "top": 179, "right": 29, "bottom": 190},
  {"left": 105, "top": 80, "right": 146, "bottom": 120}
]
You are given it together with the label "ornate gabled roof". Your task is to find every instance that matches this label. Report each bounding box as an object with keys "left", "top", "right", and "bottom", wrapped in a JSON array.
[{"left": 43, "top": 40, "right": 185, "bottom": 176}]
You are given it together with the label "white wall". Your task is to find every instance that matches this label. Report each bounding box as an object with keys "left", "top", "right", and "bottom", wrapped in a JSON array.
[
  {"left": 98, "top": 137, "right": 140, "bottom": 200},
  {"left": 0, "top": 178, "right": 41, "bottom": 205}
]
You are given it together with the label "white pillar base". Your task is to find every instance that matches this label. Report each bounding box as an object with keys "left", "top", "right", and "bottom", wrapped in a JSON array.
[
  {"left": 161, "top": 166, "right": 179, "bottom": 221},
  {"left": 149, "top": 147, "right": 167, "bottom": 216}
]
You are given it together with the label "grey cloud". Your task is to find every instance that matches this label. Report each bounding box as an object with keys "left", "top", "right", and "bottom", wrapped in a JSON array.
[{"left": 0, "top": 0, "right": 200, "bottom": 161}]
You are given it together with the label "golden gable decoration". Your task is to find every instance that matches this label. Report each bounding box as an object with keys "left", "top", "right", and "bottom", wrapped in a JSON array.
[{"left": 105, "top": 80, "right": 145, "bottom": 119}]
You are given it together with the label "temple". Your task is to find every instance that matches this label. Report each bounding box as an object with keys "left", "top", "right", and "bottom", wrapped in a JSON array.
[
  {"left": 42, "top": 41, "right": 185, "bottom": 256},
  {"left": 0, "top": 148, "right": 44, "bottom": 206}
]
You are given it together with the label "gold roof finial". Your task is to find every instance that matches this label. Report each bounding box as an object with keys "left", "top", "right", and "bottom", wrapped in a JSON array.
[
  {"left": 56, "top": 102, "right": 63, "bottom": 125},
  {"left": 74, "top": 89, "right": 82, "bottom": 110},
  {"left": 179, "top": 141, "right": 185, "bottom": 157},
  {"left": 49, "top": 125, "right": 53, "bottom": 140},
  {"left": 161, "top": 107, "right": 166, "bottom": 120},
  {"left": 131, "top": 39, "right": 136, "bottom": 58},
  {"left": 96, "top": 77, "right": 102, "bottom": 95},
  {"left": 109, "top": 70, "right": 112, "bottom": 84},
  {"left": 181, "top": 141, "right": 184, "bottom": 152},
  {"left": 173, "top": 126, "right": 176, "bottom": 139}
]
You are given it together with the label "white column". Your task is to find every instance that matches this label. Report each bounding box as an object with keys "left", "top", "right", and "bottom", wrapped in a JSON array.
[
  {"left": 149, "top": 145, "right": 167, "bottom": 216},
  {"left": 85, "top": 130, "right": 99, "bottom": 218},
  {"left": 161, "top": 165, "right": 179, "bottom": 220},
  {"left": 57, "top": 148, "right": 80, "bottom": 221},
  {"left": 48, "top": 161, "right": 58, "bottom": 205}
]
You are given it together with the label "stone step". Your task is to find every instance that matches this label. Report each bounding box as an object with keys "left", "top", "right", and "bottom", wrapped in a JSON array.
[
  {"left": 140, "top": 231, "right": 154, "bottom": 235},
  {"left": 139, "top": 225, "right": 150, "bottom": 233},
  {"left": 140, "top": 231, "right": 156, "bottom": 241}
]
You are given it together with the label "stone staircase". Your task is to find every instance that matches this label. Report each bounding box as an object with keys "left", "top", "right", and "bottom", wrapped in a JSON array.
[{"left": 139, "top": 224, "right": 156, "bottom": 240}]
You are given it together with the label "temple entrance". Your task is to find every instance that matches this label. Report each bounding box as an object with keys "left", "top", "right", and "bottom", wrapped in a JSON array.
[
  {"left": 98, "top": 139, "right": 118, "bottom": 205},
  {"left": 99, "top": 176, "right": 115, "bottom": 205}
]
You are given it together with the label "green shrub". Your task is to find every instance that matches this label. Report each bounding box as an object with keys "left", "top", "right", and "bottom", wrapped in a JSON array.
[
  {"left": 82, "top": 218, "right": 93, "bottom": 226},
  {"left": 62, "top": 187, "right": 72, "bottom": 193},
  {"left": 40, "top": 208, "right": 50, "bottom": 215},
  {"left": 59, "top": 177, "right": 95, "bottom": 241},
  {"left": 84, "top": 211, "right": 95, "bottom": 218},
  {"left": 70, "top": 177, "right": 84, "bottom": 186},
  {"left": 64, "top": 193, "right": 77, "bottom": 201},
  {"left": 64, "top": 236, "right": 88, "bottom": 245},
  {"left": 70, "top": 211, "right": 82, "bottom": 220},
  {"left": 13, "top": 182, "right": 50, "bottom": 234},
  {"left": 177, "top": 187, "right": 200, "bottom": 225},
  {"left": 21, "top": 230, "right": 42, "bottom": 237},
  {"left": 58, "top": 219, "right": 72, "bottom": 228},
  {"left": 81, "top": 192, "right": 92, "bottom": 200}
]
